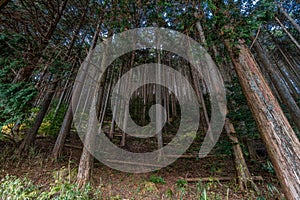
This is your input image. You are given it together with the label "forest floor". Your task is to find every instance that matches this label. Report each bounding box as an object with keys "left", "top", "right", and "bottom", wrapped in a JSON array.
[{"left": 0, "top": 131, "right": 284, "bottom": 200}]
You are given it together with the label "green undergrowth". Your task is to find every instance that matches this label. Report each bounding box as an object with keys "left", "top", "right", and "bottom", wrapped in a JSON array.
[{"left": 0, "top": 175, "right": 101, "bottom": 200}]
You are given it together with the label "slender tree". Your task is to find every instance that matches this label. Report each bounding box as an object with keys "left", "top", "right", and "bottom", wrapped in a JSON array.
[{"left": 52, "top": 19, "right": 103, "bottom": 160}]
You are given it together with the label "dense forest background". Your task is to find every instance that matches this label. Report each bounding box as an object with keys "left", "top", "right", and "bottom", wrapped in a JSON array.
[{"left": 0, "top": 0, "right": 300, "bottom": 199}]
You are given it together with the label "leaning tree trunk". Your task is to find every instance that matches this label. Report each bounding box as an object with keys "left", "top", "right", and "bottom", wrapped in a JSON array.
[
  {"left": 76, "top": 63, "right": 107, "bottom": 188},
  {"left": 226, "top": 40, "right": 300, "bottom": 200},
  {"left": 120, "top": 52, "right": 135, "bottom": 147},
  {"left": 52, "top": 20, "right": 102, "bottom": 160},
  {"left": 196, "top": 19, "right": 256, "bottom": 191},
  {"left": 253, "top": 41, "right": 300, "bottom": 131},
  {"left": 277, "top": 3, "right": 300, "bottom": 34},
  {"left": 76, "top": 111, "right": 97, "bottom": 188},
  {"left": 225, "top": 118, "right": 259, "bottom": 192},
  {"left": 19, "top": 80, "right": 58, "bottom": 152},
  {"left": 275, "top": 16, "right": 300, "bottom": 51},
  {"left": 76, "top": 28, "right": 111, "bottom": 185}
]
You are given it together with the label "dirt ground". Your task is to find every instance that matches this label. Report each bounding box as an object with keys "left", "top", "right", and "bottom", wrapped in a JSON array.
[{"left": 0, "top": 132, "right": 284, "bottom": 200}]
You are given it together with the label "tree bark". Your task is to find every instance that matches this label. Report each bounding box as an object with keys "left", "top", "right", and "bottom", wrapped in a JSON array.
[
  {"left": 109, "top": 66, "right": 123, "bottom": 139},
  {"left": 226, "top": 40, "right": 300, "bottom": 200},
  {"left": 155, "top": 45, "right": 163, "bottom": 153},
  {"left": 253, "top": 41, "right": 300, "bottom": 131},
  {"left": 225, "top": 118, "right": 259, "bottom": 192},
  {"left": 76, "top": 50, "right": 107, "bottom": 188},
  {"left": 197, "top": 18, "right": 256, "bottom": 191},
  {"left": 19, "top": 79, "right": 58, "bottom": 152},
  {"left": 76, "top": 113, "right": 97, "bottom": 188},
  {"left": 52, "top": 20, "right": 102, "bottom": 160},
  {"left": 76, "top": 26, "right": 114, "bottom": 186}
]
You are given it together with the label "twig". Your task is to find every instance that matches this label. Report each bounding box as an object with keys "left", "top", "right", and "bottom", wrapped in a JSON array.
[
  {"left": 250, "top": 24, "right": 261, "bottom": 50},
  {"left": 64, "top": 143, "right": 82, "bottom": 149},
  {"left": 186, "top": 176, "right": 263, "bottom": 182}
]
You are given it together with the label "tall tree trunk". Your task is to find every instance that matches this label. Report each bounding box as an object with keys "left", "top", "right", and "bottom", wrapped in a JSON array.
[
  {"left": 120, "top": 52, "right": 135, "bottom": 147},
  {"left": 188, "top": 62, "right": 209, "bottom": 132},
  {"left": 196, "top": 19, "right": 256, "bottom": 190},
  {"left": 266, "top": 30, "right": 300, "bottom": 91},
  {"left": 225, "top": 118, "right": 259, "bottom": 192},
  {"left": 275, "top": 16, "right": 300, "bottom": 51},
  {"left": 156, "top": 46, "right": 163, "bottom": 154},
  {"left": 196, "top": 20, "right": 225, "bottom": 141},
  {"left": 76, "top": 106, "right": 97, "bottom": 188},
  {"left": 253, "top": 41, "right": 300, "bottom": 131},
  {"left": 277, "top": 3, "right": 300, "bottom": 34},
  {"left": 52, "top": 73, "right": 70, "bottom": 121},
  {"left": 273, "top": 57, "right": 300, "bottom": 100},
  {"left": 226, "top": 40, "right": 300, "bottom": 200},
  {"left": 43, "top": 0, "right": 68, "bottom": 46},
  {"left": 76, "top": 50, "right": 108, "bottom": 188},
  {"left": 64, "top": 5, "right": 88, "bottom": 58},
  {"left": 76, "top": 24, "right": 113, "bottom": 186},
  {"left": 52, "top": 20, "right": 102, "bottom": 160},
  {"left": 19, "top": 79, "right": 58, "bottom": 152},
  {"left": 109, "top": 66, "right": 123, "bottom": 139},
  {"left": 76, "top": 79, "right": 106, "bottom": 187}
]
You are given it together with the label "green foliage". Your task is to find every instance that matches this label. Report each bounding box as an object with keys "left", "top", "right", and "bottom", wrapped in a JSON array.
[
  {"left": 214, "top": 139, "right": 233, "bottom": 156},
  {"left": 266, "top": 182, "right": 279, "bottom": 195},
  {"left": 0, "top": 31, "right": 38, "bottom": 136},
  {"left": 38, "top": 100, "right": 68, "bottom": 136},
  {"left": 0, "top": 175, "right": 101, "bottom": 200},
  {"left": 176, "top": 179, "right": 188, "bottom": 188},
  {"left": 149, "top": 175, "right": 166, "bottom": 184},
  {"left": 176, "top": 179, "right": 188, "bottom": 200},
  {"left": 0, "top": 31, "right": 32, "bottom": 58},
  {"left": 39, "top": 182, "right": 92, "bottom": 200},
  {"left": 226, "top": 78, "right": 259, "bottom": 139},
  {"left": 0, "top": 31, "right": 35, "bottom": 82},
  {"left": 262, "top": 161, "right": 275, "bottom": 174},
  {"left": 48, "top": 55, "right": 72, "bottom": 75},
  {"left": 165, "top": 188, "right": 173, "bottom": 198},
  {"left": 200, "top": 188, "right": 208, "bottom": 200},
  {"left": 196, "top": 181, "right": 209, "bottom": 200},
  {"left": 256, "top": 196, "right": 266, "bottom": 200},
  {"left": 0, "top": 82, "right": 37, "bottom": 130},
  {"left": 0, "top": 175, "right": 39, "bottom": 199},
  {"left": 0, "top": 60, "right": 26, "bottom": 83},
  {"left": 202, "top": 0, "right": 277, "bottom": 45}
]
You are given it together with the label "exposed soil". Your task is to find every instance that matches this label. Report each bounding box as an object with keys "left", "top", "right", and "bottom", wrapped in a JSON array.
[{"left": 0, "top": 130, "right": 284, "bottom": 199}]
